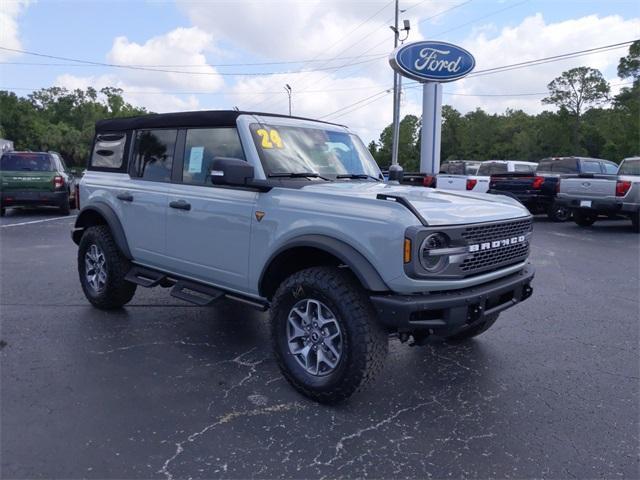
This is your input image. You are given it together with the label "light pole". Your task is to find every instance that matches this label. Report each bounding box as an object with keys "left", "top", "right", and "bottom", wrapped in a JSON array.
[
  {"left": 389, "top": 4, "right": 410, "bottom": 182},
  {"left": 284, "top": 84, "right": 292, "bottom": 116}
]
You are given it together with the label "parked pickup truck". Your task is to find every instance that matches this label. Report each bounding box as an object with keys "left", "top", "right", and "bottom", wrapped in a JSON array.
[
  {"left": 1, "top": 151, "right": 76, "bottom": 216},
  {"left": 488, "top": 156, "right": 619, "bottom": 222},
  {"left": 557, "top": 157, "right": 640, "bottom": 232},
  {"left": 438, "top": 160, "right": 536, "bottom": 193},
  {"left": 72, "top": 110, "right": 535, "bottom": 403}
]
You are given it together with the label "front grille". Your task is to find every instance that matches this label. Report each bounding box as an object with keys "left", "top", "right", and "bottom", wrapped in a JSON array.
[
  {"left": 461, "top": 218, "right": 532, "bottom": 244},
  {"left": 459, "top": 218, "right": 532, "bottom": 274},
  {"left": 461, "top": 242, "right": 529, "bottom": 272}
]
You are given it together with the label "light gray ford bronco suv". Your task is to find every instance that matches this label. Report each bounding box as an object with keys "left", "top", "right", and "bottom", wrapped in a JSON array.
[{"left": 72, "top": 110, "right": 535, "bottom": 403}]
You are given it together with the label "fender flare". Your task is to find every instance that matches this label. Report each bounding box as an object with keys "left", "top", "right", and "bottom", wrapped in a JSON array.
[
  {"left": 259, "top": 234, "right": 389, "bottom": 295},
  {"left": 72, "top": 203, "right": 132, "bottom": 259}
]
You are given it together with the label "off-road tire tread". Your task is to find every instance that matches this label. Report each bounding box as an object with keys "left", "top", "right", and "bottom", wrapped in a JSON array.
[
  {"left": 270, "top": 267, "right": 388, "bottom": 403},
  {"left": 78, "top": 225, "right": 136, "bottom": 309}
]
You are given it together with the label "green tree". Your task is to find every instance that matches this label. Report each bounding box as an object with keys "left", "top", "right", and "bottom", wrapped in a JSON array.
[
  {"left": 542, "top": 67, "right": 610, "bottom": 150},
  {"left": 0, "top": 87, "right": 146, "bottom": 166}
]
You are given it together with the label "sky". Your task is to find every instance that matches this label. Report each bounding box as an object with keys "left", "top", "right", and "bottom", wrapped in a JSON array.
[{"left": 1, "top": 0, "right": 639, "bottom": 143}]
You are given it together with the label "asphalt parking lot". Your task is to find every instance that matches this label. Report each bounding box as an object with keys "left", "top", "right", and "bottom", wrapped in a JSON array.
[{"left": 1, "top": 207, "right": 638, "bottom": 479}]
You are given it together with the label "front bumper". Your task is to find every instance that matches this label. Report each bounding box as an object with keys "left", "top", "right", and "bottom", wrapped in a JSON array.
[
  {"left": 370, "top": 265, "right": 535, "bottom": 335},
  {"left": 1, "top": 190, "right": 67, "bottom": 207}
]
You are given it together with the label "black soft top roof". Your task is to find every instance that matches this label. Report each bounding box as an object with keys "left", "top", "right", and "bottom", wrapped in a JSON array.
[{"left": 95, "top": 110, "right": 343, "bottom": 132}]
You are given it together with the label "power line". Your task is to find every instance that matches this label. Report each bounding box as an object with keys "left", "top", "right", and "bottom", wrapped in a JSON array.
[
  {"left": 0, "top": 46, "right": 386, "bottom": 76},
  {"left": 0, "top": 53, "right": 388, "bottom": 68}
]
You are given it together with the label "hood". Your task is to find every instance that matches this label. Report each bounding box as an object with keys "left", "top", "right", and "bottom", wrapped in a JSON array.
[{"left": 300, "top": 181, "right": 529, "bottom": 226}]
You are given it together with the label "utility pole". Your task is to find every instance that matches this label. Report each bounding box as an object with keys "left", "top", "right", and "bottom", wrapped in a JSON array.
[
  {"left": 389, "top": 1, "right": 409, "bottom": 182},
  {"left": 284, "top": 84, "right": 292, "bottom": 116}
]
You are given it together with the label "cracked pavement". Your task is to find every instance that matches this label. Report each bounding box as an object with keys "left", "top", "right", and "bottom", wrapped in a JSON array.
[{"left": 1, "top": 209, "right": 638, "bottom": 479}]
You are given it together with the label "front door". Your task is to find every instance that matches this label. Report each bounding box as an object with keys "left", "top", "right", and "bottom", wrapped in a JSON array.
[{"left": 164, "top": 127, "right": 256, "bottom": 292}]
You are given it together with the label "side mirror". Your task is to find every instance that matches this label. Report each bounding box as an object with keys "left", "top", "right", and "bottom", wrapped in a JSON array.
[{"left": 210, "top": 157, "right": 254, "bottom": 187}]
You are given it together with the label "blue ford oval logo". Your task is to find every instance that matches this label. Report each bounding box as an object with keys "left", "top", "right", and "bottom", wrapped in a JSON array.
[{"left": 389, "top": 41, "right": 475, "bottom": 82}]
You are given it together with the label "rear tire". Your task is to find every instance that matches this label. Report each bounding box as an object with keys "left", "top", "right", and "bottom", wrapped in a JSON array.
[
  {"left": 78, "top": 225, "right": 137, "bottom": 310},
  {"left": 59, "top": 192, "right": 70, "bottom": 215},
  {"left": 631, "top": 211, "right": 640, "bottom": 233},
  {"left": 270, "top": 267, "right": 388, "bottom": 403},
  {"left": 446, "top": 314, "right": 499, "bottom": 343},
  {"left": 0, "top": 207, "right": 5, "bottom": 217},
  {"left": 547, "top": 202, "right": 571, "bottom": 222},
  {"left": 573, "top": 211, "right": 597, "bottom": 227}
]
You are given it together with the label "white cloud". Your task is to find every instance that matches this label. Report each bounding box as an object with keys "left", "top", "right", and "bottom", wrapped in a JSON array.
[
  {"left": 176, "top": 0, "right": 435, "bottom": 61},
  {"left": 0, "top": 0, "right": 31, "bottom": 60},
  {"left": 54, "top": 26, "right": 227, "bottom": 113},
  {"left": 449, "top": 13, "right": 640, "bottom": 114},
  {"left": 55, "top": 73, "right": 201, "bottom": 113},
  {"left": 107, "top": 26, "right": 224, "bottom": 91}
]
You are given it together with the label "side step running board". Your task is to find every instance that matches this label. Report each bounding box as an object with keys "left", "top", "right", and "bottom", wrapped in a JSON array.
[
  {"left": 125, "top": 266, "right": 170, "bottom": 288},
  {"left": 170, "top": 280, "right": 224, "bottom": 306}
]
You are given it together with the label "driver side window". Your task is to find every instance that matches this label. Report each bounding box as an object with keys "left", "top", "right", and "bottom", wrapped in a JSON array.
[{"left": 182, "top": 128, "right": 245, "bottom": 186}]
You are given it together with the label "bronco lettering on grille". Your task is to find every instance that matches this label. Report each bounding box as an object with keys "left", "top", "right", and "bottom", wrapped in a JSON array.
[{"left": 468, "top": 235, "right": 526, "bottom": 252}]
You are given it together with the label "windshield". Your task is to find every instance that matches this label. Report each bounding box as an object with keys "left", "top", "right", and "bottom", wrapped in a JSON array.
[
  {"left": 1, "top": 153, "right": 54, "bottom": 171},
  {"left": 619, "top": 159, "right": 640, "bottom": 176},
  {"left": 250, "top": 123, "right": 381, "bottom": 179}
]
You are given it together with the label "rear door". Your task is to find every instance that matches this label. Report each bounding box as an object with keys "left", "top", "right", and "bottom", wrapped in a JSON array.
[
  {"left": 164, "top": 127, "right": 256, "bottom": 292},
  {"left": 117, "top": 129, "right": 177, "bottom": 267}
]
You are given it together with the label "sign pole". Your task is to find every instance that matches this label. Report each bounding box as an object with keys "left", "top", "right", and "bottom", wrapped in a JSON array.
[{"left": 420, "top": 82, "right": 443, "bottom": 174}]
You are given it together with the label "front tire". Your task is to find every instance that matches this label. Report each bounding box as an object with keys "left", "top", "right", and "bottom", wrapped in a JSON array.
[
  {"left": 547, "top": 202, "right": 571, "bottom": 222},
  {"left": 573, "top": 210, "right": 597, "bottom": 227},
  {"left": 78, "top": 225, "right": 137, "bottom": 310},
  {"left": 270, "top": 267, "right": 388, "bottom": 403}
]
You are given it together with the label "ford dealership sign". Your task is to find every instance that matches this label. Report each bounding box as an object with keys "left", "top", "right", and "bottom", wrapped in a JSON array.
[{"left": 390, "top": 41, "right": 475, "bottom": 82}]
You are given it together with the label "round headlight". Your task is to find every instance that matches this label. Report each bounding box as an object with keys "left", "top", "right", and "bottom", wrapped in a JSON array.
[{"left": 419, "top": 232, "right": 449, "bottom": 273}]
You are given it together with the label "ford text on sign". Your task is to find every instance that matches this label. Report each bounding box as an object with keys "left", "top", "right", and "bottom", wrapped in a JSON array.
[{"left": 389, "top": 41, "right": 475, "bottom": 82}]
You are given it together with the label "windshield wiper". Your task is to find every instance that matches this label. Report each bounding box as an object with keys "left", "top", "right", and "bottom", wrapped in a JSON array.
[
  {"left": 336, "top": 174, "right": 381, "bottom": 181},
  {"left": 268, "top": 172, "right": 332, "bottom": 181}
]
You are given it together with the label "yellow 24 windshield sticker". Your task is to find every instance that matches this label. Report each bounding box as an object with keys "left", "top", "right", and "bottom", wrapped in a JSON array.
[{"left": 256, "top": 128, "right": 284, "bottom": 149}]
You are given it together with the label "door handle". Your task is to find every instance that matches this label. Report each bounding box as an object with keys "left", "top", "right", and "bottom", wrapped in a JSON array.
[
  {"left": 117, "top": 192, "right": 133, "bottom": 202},
  {"left": 169, "top": 200, "right": 191, "bottom": 211}
]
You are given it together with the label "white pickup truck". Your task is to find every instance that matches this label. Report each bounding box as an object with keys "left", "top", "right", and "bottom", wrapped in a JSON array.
[
  {"left": 557, "top": 157, "right": 640, "bottom": 232},
  {"left": 437, "top": 160, "right": 537, "bottom": 193}
]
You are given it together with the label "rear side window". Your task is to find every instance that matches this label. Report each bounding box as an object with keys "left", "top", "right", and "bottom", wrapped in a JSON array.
[
  {"left": 602, "top": 162, "right": 618, "bottom": 174},
  {"left": 552, "top": 158, "right": 578, "bottom": 173},
  {"left": 182, "top": 128, "right": 245, "bottom": 185},
  {"left": 581, "top": 160, "right": 602, "bottom": 174},
  {"left": 1, "top": 153, "right": 53, "bottom": 171},
  {"left": 478, "top": 163, "right": 508, "bottom": 175},
  {"left": 619, "top": 160, "right": 640, "bottom": 175},
  {"left": 131, "top": 129, "right": 178, "bottom": 182},
  {"left": 514, "top": 164, "right": 535, "bottom": 173},
  {"left": 537, "top": 159, "right": 552, "bottom": 172},
  {"left": 91, "top": 133, "right": 127, "bottom": 169}
]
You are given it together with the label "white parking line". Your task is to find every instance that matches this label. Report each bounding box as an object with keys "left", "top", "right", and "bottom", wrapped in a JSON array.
[{"left": 0, "top": 215, "right": 77, "bottom": 228}]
